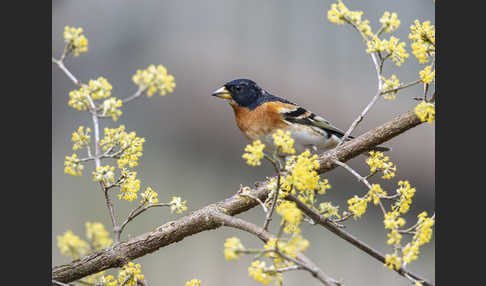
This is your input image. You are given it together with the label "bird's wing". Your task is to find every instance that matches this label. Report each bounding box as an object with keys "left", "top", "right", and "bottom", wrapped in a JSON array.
[{"left": 274, "top": 103, "right": 350, "bottom": 139}]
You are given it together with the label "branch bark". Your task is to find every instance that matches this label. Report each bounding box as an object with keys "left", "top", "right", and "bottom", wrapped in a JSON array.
[{"left": 52, "top": 109, "right": 425, "bottom": 283}]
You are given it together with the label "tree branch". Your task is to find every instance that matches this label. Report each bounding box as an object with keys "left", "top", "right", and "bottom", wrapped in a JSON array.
[
  {"left": 285, "top": 194, "right": 434, "bottom": 286},
  {"left": 52, "top": 109, "right": 425, "bottom": 283}
]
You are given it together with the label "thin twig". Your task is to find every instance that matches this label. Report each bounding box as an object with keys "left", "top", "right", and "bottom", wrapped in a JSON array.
[
  {"left": 262, "top": 154, "right": 282, "bottom": 231},
  {"left": 285, "top": 194, "right": 434, "bottom": 286}
]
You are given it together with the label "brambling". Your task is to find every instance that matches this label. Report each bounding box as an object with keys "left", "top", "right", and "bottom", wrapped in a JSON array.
[{"left": 212, "top": 78, "right": 389, "bottom": 157}]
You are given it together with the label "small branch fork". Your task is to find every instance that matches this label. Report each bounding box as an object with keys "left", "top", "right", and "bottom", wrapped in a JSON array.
[{"left": 52, "top": 109, "right": 429, "bottom": 285}]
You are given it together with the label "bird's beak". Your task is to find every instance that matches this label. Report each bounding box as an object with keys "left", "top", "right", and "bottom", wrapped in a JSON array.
[{"left": 211, "top": 86, "right": 232, "bottom": 99}]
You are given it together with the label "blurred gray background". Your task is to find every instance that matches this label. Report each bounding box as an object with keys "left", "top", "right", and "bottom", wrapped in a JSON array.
[{"left": 52, "top": 0, "right": 434, "bottom": 285}]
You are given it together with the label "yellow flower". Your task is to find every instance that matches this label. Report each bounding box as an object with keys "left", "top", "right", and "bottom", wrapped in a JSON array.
[
  {"left": 57, "top": 230, "right": 90, "bottom": 259},
  {"left": 72, "top": 126, "right": 91, "bottom": 151},
  {"left": 99, "top": 125, "right": 146, "bottom": 168},
  {"left": 419, "top": 65, "right": 435, "bottom": 84},
  {"left": 276, "top": 201, "right": 302, "bottom": 234},
  {"left": 88, "top": 77, "right": 113, "bottom": 100},
  {"left": 264, "top": 236, "right": 310, "bottom": 260},
  {"left": 248, "top": 260, "right": 281, "bottom": 286},
  {"left": 64, "top": 153, "right": 84, "bottom": 176},
  {"left": 63, "top": 26, "right": 88, "bottom": 57},
  {"left": 393, "top": 180, "right": 416, "bottom": 214},
  {"left": 379, "top": 12, "right": 400, "bottom": 33},
  {"left": 272, "top": 129, "right": 295, "bottom": 154},
  {"left": 132, "top": 64, "right": 176, "bottom": 97},
  {"left": 99, "top": 275, "right": 117, "bottom": 286},
  {"left": 318, "top": 202, "right": 340, "bottom": 218},
  {"left": 369, "top": 184, "right": 387, "bottom": 205},
  {"left": 140, "top": 187, "right": 159, "bottom": 205},
  {"left": 327, "top": 1, "right": 349, "bottom": 25},
  {"left": 224, "top": 237, "right": 245, "bottom": 260},
  {"left": 85, "top": 222, "right": 113, "bottom": 251},
  {"left": 414, "top": 101, "right": 435, "bottom": 123},
  {"left": 402, "top": 242, "right": 419, "bottom": 264},
  {"left": 118, "top": 169, "right": 140, "bottom": 201},
  {"left": 170, "top": 196, "right": 188, "bottom": 214},
  {"left": 384, "top": 253, "right": 401, "bottom": 270},
  {"left": 365, "top": 151, "right": 396, "bottom": 179},
  {"left": 242, "top": 140, "right": 266, "bottom": 166},
  {"left": 185, "top": 279, "right": 202, "bottom": 286},
  {"left": 383, "top": 211, "right": 406, "bottom": 229},
  {"left": 68, "top": 85, "right": 91, "bottom": 111},
  {"left": 102, "top": 97, "right": 123, "bottom": 121},
  {"left": 117, "top": 262, "right": 144, "bottom": 286},
  {"left": 409, "top": 20, "right": 435, "bottom": 64},
  {"left": 387, "top": 229, "right": 402, "bottom": 246},
  {"left": 381, "top": 75, "right": 401, "bottom": 100},
  {"left": 93, "top": 165, "right": 116, "bottom": 185},
  {"left": 367, "top": 36, "right": 409, "bottom": 66},
  {"left": 347, "top": 195, "right": 370, "bottom": 218},
  {"left": 414, "top": 211, "right": 434, "bottom": 245}
]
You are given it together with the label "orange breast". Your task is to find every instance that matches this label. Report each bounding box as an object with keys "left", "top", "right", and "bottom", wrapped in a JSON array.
[{"left": 231, "top": 102, "right": 289, "bottom": 140}]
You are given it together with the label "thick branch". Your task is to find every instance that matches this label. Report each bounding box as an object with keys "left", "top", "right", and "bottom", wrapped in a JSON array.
[{"left": 52, "top": 109, "right": 425, "bottom": 283}]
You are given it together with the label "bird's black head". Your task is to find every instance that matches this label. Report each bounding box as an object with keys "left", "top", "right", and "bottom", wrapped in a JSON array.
[{"left": 212, "top": 79, "right": 264, "bottom": 108}]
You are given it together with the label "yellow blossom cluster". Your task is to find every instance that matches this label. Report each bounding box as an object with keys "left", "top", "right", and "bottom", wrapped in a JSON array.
[
  {"left": 381, "top": 75, "right": 400, "bottom": 100},
  {"left": 118, "top": 168, "right": 140, "bottom": 201},
  {"left": 85, "top": 222, "right": 114, "bottom": 251},
  {"left": 64, "top": 153, "right": 84, "bottom": 176},
  {"left": 419, "top": 65, "right": 435, "bottom": 84},
  {"left": 414, "top": 101, "right": 435, "bottom": 123},
  {"left": 366, "top": 36, "right": 409, "bottom": 66},
  {"left": 276, "top": 201, "right": 303, "bottom": 234},
  {"left": 72, "top": 126, "right": 91, "bottom": 151},
  {"left": 318, "top": 202, "right": 341, "bottom": 219},
  {"left": 248, "top": 260, "right": 283, "bottom": 286},
  {"left": 57, "top": 230, "right": 90, "bottom": 259},
  {"left": 64, "top": 26, "right": 88, "bottom": 57},
  {"left": 380, "top": 12, "right": 400, "bottom": 33},
  {"left": 224, "top": 237, "right": 245, "bottom": 260},
  {"left": 68, "top": 77, "right": 116, "bottom": 113},
  {"left": 88, "top": 77, "right": 113, "bottom": 100},
  {"left": 99, "top": 125, "right": 146, "bottom": 168},
  {"left": 385, "top": 253, "right": 402, "bottom": 270},
  {"left": 383, "top": 211, "right": 406, "bottom": 247},
  {"left": 272, "top": 129, "right": 295, "bottom": 154},
  {"left": 170, "top": 196, "right": 188, "bottom": 214},
  {"left": 409, "top": 20, "right": 435, "bottom": 64},
  {"left": 242, "top": 140, "right": 266, "bottom": 166},
  {"left": 327, "top": 1, "right": 373, "bottom": 38},
  {"left": 102, "top": 97, "right": 123, "bottom": 121},
  {"left": 366, "top": 151, "right": 397, "bottom": 179},
  {"left": 93, "top": 165, "right": 116, "bottom": 185},
  {"left": 264, "top": 236, "right": 309, "bottom": 260},
  {"left": 132, "top": 64, "right": 176, "bottom": 97},
  {"left": 284, "top": 150, "right": 330, "bottom": 199},
  {"left": 99, "top": 275, "right": 117, "bottom": 286},
  {"left": 117, "top": 262, "right": 144, "bottom": 286},
  {"left": 369, "top": 184, "right": 387, "bottom": 205},
  {"left": 393, "top": 180, "right": 416, "bottom": 214},
  {"left": 384, "top": 211, "right": 406, "bottom": 230},
  {"left": 401, "top": 212, "right": 434, "bottom": 264},
  {"left": 140, "top": 187, "right": 159, "bottom": 205},
  {"left": 185, "top": 279, "right": 202, "bottom": 286},
  {"left": 347, "top": 195, "right": 370, "bottom": 218}
]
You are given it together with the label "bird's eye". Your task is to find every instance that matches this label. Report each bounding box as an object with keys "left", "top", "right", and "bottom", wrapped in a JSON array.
[{"left": 236, "top": 86, "right": 241, "bottom": 91}]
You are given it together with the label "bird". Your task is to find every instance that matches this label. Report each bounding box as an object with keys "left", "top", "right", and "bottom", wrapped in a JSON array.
[{"left": 211, "top": 78, "right": 389, "bottom": 157}]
